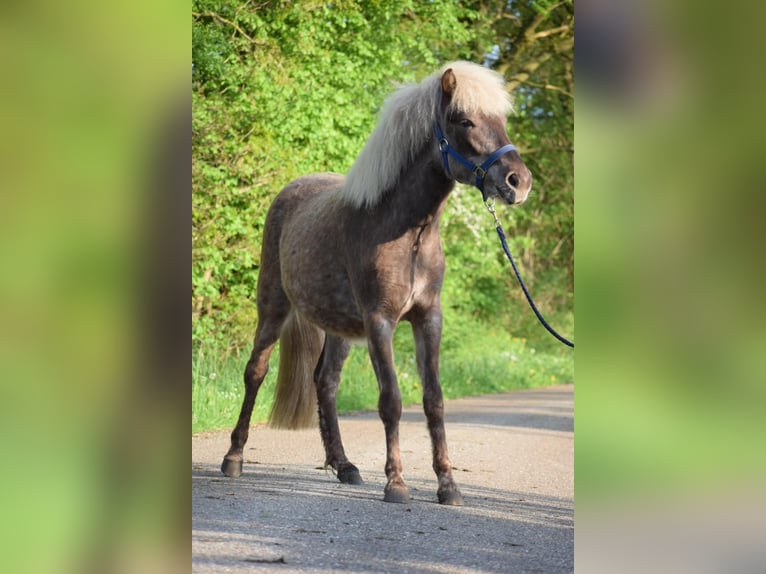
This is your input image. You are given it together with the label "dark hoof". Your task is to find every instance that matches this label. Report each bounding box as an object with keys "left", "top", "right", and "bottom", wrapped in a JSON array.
[
  {"left": 438, "top": 487, "right": 464, "bottom": 506},
  {"left": 337, "top": 464, "right": 364, "bottom": 485},
  {"left": 383, "top": 485, "right": 410, "bottom": 504},
  {"left": 221, "top": 457, "right": 243, "bottom": 477}
]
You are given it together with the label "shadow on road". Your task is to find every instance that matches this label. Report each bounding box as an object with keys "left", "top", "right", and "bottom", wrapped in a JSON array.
[
  {"left": 192, "top": 462, "right": 573, "bottom": 573},
  {"left": 193, "top": 385, "right": 573, "bottom": 573}
]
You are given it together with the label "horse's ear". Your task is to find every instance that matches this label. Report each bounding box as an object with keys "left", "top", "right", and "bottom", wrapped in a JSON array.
[{"left": 441, "top": 68, "right": 456, "bottom": 102}]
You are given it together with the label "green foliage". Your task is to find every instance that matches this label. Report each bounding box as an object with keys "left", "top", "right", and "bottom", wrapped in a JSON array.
[
  {"left": 192, "top": 318, "right": 573, "bottom": 432},
  {"left": 192, "top": 1, "right": 573, "bottom": 364}
]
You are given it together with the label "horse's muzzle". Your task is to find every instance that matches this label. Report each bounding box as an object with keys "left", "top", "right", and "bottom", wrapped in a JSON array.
[
  {"left": 495, "top": 164, "right": 532, "bottom": 205},
  {"left": 494, "top": 186, "right": 517, "bottom": 205},
  {"left": 494, "top": 182, "right": 529, "bottom": 205}
]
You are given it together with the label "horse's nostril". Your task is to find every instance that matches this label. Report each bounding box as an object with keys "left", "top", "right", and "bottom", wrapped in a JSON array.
[{"left": 508, "top": 172, "right": 520, "bottom": 189}]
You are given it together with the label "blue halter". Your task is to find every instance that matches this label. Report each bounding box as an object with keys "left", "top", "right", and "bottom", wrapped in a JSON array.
[{"left": 433, "top": 121, "right": 517, "bottom": 198}]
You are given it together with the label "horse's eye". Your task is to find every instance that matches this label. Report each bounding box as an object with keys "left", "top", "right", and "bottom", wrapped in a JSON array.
[{"left": 460, "top": 119, "right": 474, "bottom": 128}]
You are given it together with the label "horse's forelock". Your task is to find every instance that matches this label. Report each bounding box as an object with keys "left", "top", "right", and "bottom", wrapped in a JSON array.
[
  {"left": 340, "top": 62, "right": 512, "bottom": 209},
  {"left": 443, "top": 61, "right": 513, "bottom": 117}
]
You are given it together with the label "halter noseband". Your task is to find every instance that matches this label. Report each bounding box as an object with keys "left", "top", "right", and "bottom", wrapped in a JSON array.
[{"left": 433, "top": 121, "right": 517, "bottom": 199}]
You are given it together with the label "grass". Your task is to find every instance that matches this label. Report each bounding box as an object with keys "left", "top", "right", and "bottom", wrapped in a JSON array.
[{"left": 192, "top": 312, "right": 574, "bottom": 433}]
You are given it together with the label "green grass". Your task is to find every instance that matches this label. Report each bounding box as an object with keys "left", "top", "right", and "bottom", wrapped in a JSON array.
[{"left": 192, "top": 313, "right": 574, "bottom": 433}]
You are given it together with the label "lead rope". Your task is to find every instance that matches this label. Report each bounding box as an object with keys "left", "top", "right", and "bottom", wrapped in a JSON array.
[{"left": 485, "top": 199, "right": 574, "bottom": 348}]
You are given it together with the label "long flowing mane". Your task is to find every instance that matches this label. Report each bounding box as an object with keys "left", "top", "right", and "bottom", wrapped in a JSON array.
[{"left": 339, "top": 61, "right": 513, "bottom": 209}]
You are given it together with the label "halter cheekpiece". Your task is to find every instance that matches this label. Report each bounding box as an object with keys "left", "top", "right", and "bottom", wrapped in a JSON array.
[{"left": 433, "top": 121, "right": 517, "bottom": 198}]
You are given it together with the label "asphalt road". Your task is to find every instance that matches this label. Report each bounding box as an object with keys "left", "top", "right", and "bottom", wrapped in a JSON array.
[{"left": 192, "top": 384, "right": 573, "bottom": 573}]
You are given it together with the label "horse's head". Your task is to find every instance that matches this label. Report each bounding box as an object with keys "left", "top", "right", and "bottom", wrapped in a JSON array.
[{"left": 436, "top": 67, "right": 532, "bottom": 206}]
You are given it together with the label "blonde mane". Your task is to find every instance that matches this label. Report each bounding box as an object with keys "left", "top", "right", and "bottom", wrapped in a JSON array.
[{"left": 339, "top": 61, "right": 513, "bottom": 209}]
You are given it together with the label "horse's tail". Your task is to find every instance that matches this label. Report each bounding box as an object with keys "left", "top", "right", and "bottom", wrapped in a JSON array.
[{"left": 268, "top": 310, "right": 325, "bottom": 429}]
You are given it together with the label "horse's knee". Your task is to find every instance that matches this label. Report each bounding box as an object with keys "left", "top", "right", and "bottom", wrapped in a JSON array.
[
  {"left": 422, "top": 386, "right": 445, "bottom": 420},
  {"left": 378, "top": 386, "right": 402, "bottom": 424}
]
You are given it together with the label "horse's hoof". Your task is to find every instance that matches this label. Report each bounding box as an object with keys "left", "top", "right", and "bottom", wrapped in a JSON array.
[
  {"left": 438, "top": 487, "right": 464, "bottom": 506},
  {"left": 337, "top": 464, "right": 364, "bottom": 485},
  {"left": 221, "top": 457, "right": 242, "bottom": 477},
  {"left": 383, "top": 485, "right": 410, "bottom": 504}
]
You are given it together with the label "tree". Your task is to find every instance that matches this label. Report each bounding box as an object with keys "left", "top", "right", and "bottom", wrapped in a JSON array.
[{"left": 192, "top": 0, "right": 573, "bottom": 353}]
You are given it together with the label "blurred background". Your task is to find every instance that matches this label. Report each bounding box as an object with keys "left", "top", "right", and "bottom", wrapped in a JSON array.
[
  {"left": 0, "top": 1, "right": 189, "bottom": 572},
  {"left": 576, "top": 0, "right": 766, "bottom": 571}
]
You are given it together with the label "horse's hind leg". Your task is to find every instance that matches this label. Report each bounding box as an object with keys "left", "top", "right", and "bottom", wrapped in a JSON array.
[
  {"left": 314, "top": 335, "right": 362, "bottom": 484},
  {"left": 411, "top": 307, "right": 464, "bottom": 506},
  {"left": 221, "top": 315, "right": 284, "bottom": 477},
  {"left": 222, "top": 204, "right": 291, "bottom": 476}
]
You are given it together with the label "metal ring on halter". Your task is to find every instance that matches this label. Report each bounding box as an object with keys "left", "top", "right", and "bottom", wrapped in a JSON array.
[{"left": 484, "top": 198, "right": 500, "bottom": 228}]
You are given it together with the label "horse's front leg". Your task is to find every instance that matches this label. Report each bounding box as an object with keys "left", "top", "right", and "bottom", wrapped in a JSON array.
[
  {"left": 411, "top": 306, "right": 464, "bottom": 505},
  {"left": 366, "top": 313, "right": 409, "bottom": 503}
]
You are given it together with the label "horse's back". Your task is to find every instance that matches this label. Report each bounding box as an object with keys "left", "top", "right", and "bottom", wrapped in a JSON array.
[
  {"left": 261, "top": 173, "right": 344, "bottom": 252},
  {"left": 268, "top": 172, "right": 345, "bottom": 221}
]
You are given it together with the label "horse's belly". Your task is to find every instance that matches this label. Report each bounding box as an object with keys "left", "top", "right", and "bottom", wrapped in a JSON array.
[{"left": 290, "top": 281, "right": 365, "bottom": 339}]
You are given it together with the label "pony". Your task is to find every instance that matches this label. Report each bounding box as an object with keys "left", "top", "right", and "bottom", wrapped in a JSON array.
[{"left": 221, "top": 61, "right": 532, "bottom": 505}]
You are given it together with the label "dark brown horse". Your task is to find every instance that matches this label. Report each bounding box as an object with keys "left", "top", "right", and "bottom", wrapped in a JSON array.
[{"left": 221, "top": 61, "right": 532, "bottom": 505}]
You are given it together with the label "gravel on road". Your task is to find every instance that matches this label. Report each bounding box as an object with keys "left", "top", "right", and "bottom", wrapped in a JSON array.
[{"left": 192, "top": 384, "right": 573, "bottom": 573}]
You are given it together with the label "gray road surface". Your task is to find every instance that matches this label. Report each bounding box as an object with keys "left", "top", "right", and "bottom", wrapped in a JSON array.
[{"left": 192, "top": 384, "right": 573, "bottom": 573}]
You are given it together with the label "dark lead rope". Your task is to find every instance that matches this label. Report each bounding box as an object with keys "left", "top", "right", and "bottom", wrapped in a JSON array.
[
  {"left": 431, "top": 117, "right": 573, "bottom": 348},
  {"left": 485, "top": 199, "right": 574, "bottom": 349}
]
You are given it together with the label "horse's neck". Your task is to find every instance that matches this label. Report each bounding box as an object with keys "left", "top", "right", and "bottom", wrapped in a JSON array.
[
  {"left": 344, "top": 148, "right": 454, "bottom": 247},
  {"left": 384, "top": 152, "right": 455, "bottom": 228}
]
